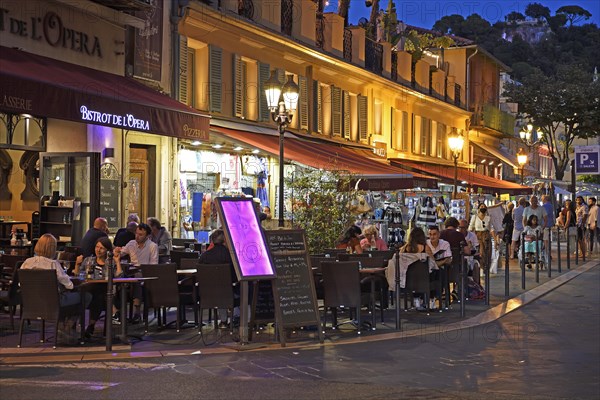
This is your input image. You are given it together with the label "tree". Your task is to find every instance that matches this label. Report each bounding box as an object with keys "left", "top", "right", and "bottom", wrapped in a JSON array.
[
  {"left": 504, "top": 67, "right": 600, "bottom": 180},
  {"left": 432, "top": 14, "right": 465, "bottom": 34},
  {"left": 556, "top": 5, "right": 592, "bottom": 26},
  {"left": 525, "top": 3, "right": 551, "bottom": 21},
  {"left": 506, "top": 11, "right": 526, "bottom": 23},
  {"left": 286, "top": 168, "right": 359, "bottom": 254}
]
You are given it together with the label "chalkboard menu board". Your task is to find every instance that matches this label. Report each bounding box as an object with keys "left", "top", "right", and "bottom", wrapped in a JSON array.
[
  {"left": 100, "top": 179, "right": 119, "bottom": 229},
  {"left": 265, "top": 230, "right": 322, "bottom": 335}
]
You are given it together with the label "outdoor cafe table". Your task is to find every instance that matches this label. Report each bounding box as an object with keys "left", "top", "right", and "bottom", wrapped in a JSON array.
[{"left": 73, "top": 276, "right": 158, "bottom": 350}]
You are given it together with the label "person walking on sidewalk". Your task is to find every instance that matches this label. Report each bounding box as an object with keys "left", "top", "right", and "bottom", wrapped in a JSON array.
[
  {"left": 587, "top": 197, "right": 598, "bottom": 253},
  {"left": 469, "top": 203, "right": 494, "bottom": 275},
  {"left": 575, "top": 196, "right": 588, "bottom": 257},
  {"left": 511, "top": 198, "right": 527, "bottom": 259},
  {"left": 541, "top": 195, "right": 554, "bottom": 260}
]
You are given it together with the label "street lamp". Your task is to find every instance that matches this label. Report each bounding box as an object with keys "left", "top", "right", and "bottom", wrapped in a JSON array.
[
  {"left": 519, "top": 123, "right": 544, "bottom": 147},
  {"left": 264, "top": 71, "right": 299, "bottom": 227},
  {"left": 448, "top": 130, "right": 465, "bottom": 198},
  {"left": 516, "top": 147, "right": 528, "bottom": 185}
]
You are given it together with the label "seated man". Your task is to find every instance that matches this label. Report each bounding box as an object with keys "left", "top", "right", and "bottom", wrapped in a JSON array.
[
  {"left": 147, "top": 217, "right": 172, "bottom": 263},
  {"left": 459, "top": 219, "right": 480, "bottom": 279}
]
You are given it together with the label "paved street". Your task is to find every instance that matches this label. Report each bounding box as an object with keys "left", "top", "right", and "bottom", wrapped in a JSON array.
[{"left": 1, "top": 263, "right": 598, "bottom": 400}]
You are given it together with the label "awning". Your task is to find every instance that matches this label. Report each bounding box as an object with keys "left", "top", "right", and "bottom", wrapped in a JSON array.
[
  {"left": 211, "top": 126, "right": 438, "bottom": 190},
  {"left": 392, "top": 160, "right": 531, "bottom": 195},
  {"left": 0, "top": 46, "right": 210, "bottom": 139},
  {"left": 472, "top": 142, "right": 518, "bottom": 169}
]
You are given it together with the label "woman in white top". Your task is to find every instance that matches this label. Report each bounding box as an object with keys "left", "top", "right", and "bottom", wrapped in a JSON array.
[
  {"left": 21, "top": 233, "right": 90, "bottom": 308},
  {"left": 469, "top": 203, "right": 493, "bottom": 273}
]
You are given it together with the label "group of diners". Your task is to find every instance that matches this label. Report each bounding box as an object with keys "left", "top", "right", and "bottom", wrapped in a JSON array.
[{"left": 18, "top": 212, "right": 237, "bottom": 341}]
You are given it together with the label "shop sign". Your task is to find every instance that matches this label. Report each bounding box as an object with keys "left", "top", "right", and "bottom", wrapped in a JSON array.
[
  {"left": 574, "top": 145, "right": 599, "bottom": 175},
  {"left": 0, "top": 9, "right": 102, "bottom": 58},
  {"left": 79, "top": 105, "right": 150, "bottom": 131},
  {"left": 0, "top": 93, "right": 32, "bottom": 112},
  {"left": 182, "top": 123, "right": 209, "bottom": 140}
]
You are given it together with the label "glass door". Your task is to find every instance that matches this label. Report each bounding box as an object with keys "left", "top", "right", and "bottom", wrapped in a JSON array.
[{"left": 39, "top": 152, "right": 100, "bottom": 246}]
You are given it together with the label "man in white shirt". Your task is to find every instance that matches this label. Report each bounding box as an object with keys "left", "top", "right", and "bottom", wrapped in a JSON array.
[
  {"left": 588, "top": 197, "right": 598, "bottom": 253},
  {"left": 511, "top": 197, "right": 527, "bottom": 259},
  {"left": 114, "top": 223, "right": 158, "bottom": 323},
  {"left": 427, "top": 225, "right": 452, "bottom": 268}
]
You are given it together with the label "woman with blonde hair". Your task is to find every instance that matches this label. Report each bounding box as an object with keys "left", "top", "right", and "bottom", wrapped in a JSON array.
[
  {"left": 21, "top": 233, "right": 90, "bottom": 308},
  {"left": 360, "top": 225, "right": 389, "bottom": 251}
]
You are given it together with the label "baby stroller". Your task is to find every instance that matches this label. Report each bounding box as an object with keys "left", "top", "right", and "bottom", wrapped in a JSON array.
[{"left": 522, "top": 233, "right": 545, "bottom": 270}]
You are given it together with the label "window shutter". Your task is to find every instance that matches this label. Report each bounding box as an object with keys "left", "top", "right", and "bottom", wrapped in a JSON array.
[
  {"left": 298, "top": 76, "right": 308, "bottom": 130},
  {"left": 358, "top": 95, "right": 368, "bottom": 141},
  {"left": 331, "top": 86, "right": 342, "bottom": 136},
  {"left": 178, "top": 36, "right": 188, "bottom": 104},
  {"left": 258, "top": 62, "right": 271, "bottom": 121},
  {"left": 343, "top": 91, "right": 351, "bottom": 139},
  {"left": 313, "top": 80, "right": 322, "bottom": 133},
  {"left": 233, "top": 54, "right": 243, "bottom": 117},
  {"left": 401, "top": 111, "right": 408, "bottom": 151},
  {"left": 209, "top": 45, "right": 222, "bottom": 113},
  {"left": 390, "top": 107, "right": 397, "bottom": 149}
]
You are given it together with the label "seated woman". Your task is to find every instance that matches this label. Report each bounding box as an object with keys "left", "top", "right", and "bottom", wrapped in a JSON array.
[
  {"left": 398, "top": 227, "right": 435, "bottom": 309},
  {"left": 523, "top": 214, "right": 544, "bottom": 270},
  {"left": 360, "top": 225, "right": 389, "bottom": 251},
  {"left": 21, "top": 233, "right": 91, "bottom": 308},
  {"left": 73, "top": 237, "right": 123, "bottom": 337},
  {"left": 335, "top": 225, "right": 363, "bottom": 254}
]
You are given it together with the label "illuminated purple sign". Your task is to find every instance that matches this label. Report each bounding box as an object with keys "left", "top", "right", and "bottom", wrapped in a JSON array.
[{"left": 216, "top": 198, "right": 275, "bottom": 280}]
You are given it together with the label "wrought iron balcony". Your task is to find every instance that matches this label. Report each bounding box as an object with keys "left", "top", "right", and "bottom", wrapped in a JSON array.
[
  {"left": 239, "top": 0, "right": 254, "bottom": 20},
  {"left": 471, "top": 104, "right": 516, "bottom": 136},
  {"left": 281, "top": 0, "right": 292, "bottom": 36},
  {"left": 343, "top": 28, "right": 352, "bottom": 62},
  {"left": 365, "top": 38, "right": 382, "bottom": 75}
]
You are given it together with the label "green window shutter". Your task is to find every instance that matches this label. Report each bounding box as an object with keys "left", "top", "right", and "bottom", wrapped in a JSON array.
[
  {"left": 343, "top": 91, "right": 351, "bottom": 139},
  {"left": 233, "top": 54, "right": 246, "bottom": 118},
  {"left": 298, "top": 76, "right": 309, "bottom": 130},
  {"left": 390, "top": 107, "right": 396, "bottom": 149},
  {"left": 258, "top": 62, "right": 271, "bottom": 121},
  {"left": 401, "top": 111, "right": 408, "bottom": 151},
  {"left": 358, "top": 95, "right": 368, "bottom": 141},
  {"left": 313, "top": 80, "right": 322, "bottom": 134},
  {"left": 209, "top": 45, "right": 222, "bottom": 113},
  {"left": 178, "top": 36, "right": 188, "bottom": 104},
  {"left": 331, "top": 86, "right": 342, "bottom": 136}
]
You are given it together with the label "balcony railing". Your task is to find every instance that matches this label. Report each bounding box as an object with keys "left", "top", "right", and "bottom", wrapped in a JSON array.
[
  {"left": 343, "top": 28, "right": 352, "bottom": 62},
  {"left": 391, "top": 51, "right": 397, "bottom": 81},
  {"left": 316, "top": 12, "right": 324, "bottom": 49},
  {"left": 365, "top": 38, "right": 382, "bottom": 75},
  {"left": 472, "top": 104, "right": 516, "bottom": 135},
  {"left": 239, "top": 0, "right": 254, "bottom": 20},
  {"left": 454, "top": 84, "right": 462, "bottom": 108},
  {"left": 281, "top": 0, "right": 292, "bottom": 36}
]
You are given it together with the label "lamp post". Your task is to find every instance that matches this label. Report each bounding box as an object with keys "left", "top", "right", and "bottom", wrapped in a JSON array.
[
  {"left": 519, "top": 123, "right": 544, "bottom": 147},
  {"left": 264, "top": 71, "right": 299, "bottom": 227},
  {"left": 516, "top": 147, "right": 528, "bottom": 185},
  {"left": 448, "top": 130, "right": 465, "bottom": 199}
]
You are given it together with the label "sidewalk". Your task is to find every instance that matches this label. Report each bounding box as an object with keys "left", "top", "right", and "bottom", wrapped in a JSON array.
[{"left": 1, "top": 245, "right": 598, "bottom": 365}]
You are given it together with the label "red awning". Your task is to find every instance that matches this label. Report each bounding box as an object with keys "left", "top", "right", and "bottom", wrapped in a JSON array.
[
  {"left": 212, "top": 126, "right": 438, "bottom": 190},
  {"left": 392, "top": 160, "right": 531, "bottom": 194},
  {"left": 0, "top": 46, "right": 209, "bottom": 139}
]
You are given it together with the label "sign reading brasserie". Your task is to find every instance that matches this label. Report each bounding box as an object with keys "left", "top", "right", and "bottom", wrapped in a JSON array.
[{"left": 0, "top": 9, "right": 102, "bottom": 57}]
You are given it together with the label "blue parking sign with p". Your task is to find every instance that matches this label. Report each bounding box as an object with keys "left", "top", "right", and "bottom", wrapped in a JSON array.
[{"left": 575, "top": 145, "right": 600, "bottom": 175}]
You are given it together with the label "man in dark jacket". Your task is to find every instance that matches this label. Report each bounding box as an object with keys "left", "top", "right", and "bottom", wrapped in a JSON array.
[
  {"left": 147, "top": 217, "right": 172, "bottom": 263},
  {"left": 198, "top": 229, "right": 239, "bottom": 326},
  {"left": 80, "top": 217, "right": 109, "bottom": 257}
]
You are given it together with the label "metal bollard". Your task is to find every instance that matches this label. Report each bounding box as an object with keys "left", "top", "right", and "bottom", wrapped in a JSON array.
[
  {"left": 105, "top": 251, "right": 114, "bottom": 351},
  {"left": 535, "top": 230, "right": 540, "bottom": 283},
  {"left": 566, "top": 227, "right": 571, "bottom": 270},
  {"left": 505, "top": 239, "right": 510, "bottom": 298},
  {"left": 394, "top": 248, "right": 401, "bottom": 331},
  {"left": 484, "top": 236, "right": 491, "bottom": 306},
  {"left": 557, "top": 227, "right": 562, "bottom": 273},
  {"left": 547, "top": 228, "right": 552, "bottom": 278},
  {"left": 575, "top": 227, "right": 579, "bottom": 266},
  {"left": 460, "top": 243, "right": 466, "bottom": 318},
  {"left": 521, "top": 231, "right": 526, "bottom": 290}
]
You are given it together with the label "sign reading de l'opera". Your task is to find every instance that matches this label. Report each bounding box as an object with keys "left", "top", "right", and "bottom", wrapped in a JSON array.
[{"left": 0, "top": 8, "right": 102, "bottom": 57}]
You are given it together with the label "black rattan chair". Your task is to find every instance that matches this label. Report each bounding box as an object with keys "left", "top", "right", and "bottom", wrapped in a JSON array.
[
  {"left": 195, "top": 263, "right": 235, "bottom": 333},
  {"left": 321, "top": 261, "right": 363, "bottom": 334},
  {"left": 17, "top": 269, "right": 82, "bottom": 348}
]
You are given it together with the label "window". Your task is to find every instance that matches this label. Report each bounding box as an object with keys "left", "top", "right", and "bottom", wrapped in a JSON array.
[
  {"left": 436, "top": 122, "right": 446, "bottom": 158},
  {"left": 233, "top": 55, "right": 259, "bottom": 121},
  {"left": 412, "top": 114, "right": 419, "bottom": 154},
  {"left": 420, "top": 116, "right": 430, "bottom": 156},
  {"left": 391, "top": 108, "right": 408, "bottom": 151},
  {"left": 358, "top": 95, "right": 368, "bottom": 141}
]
